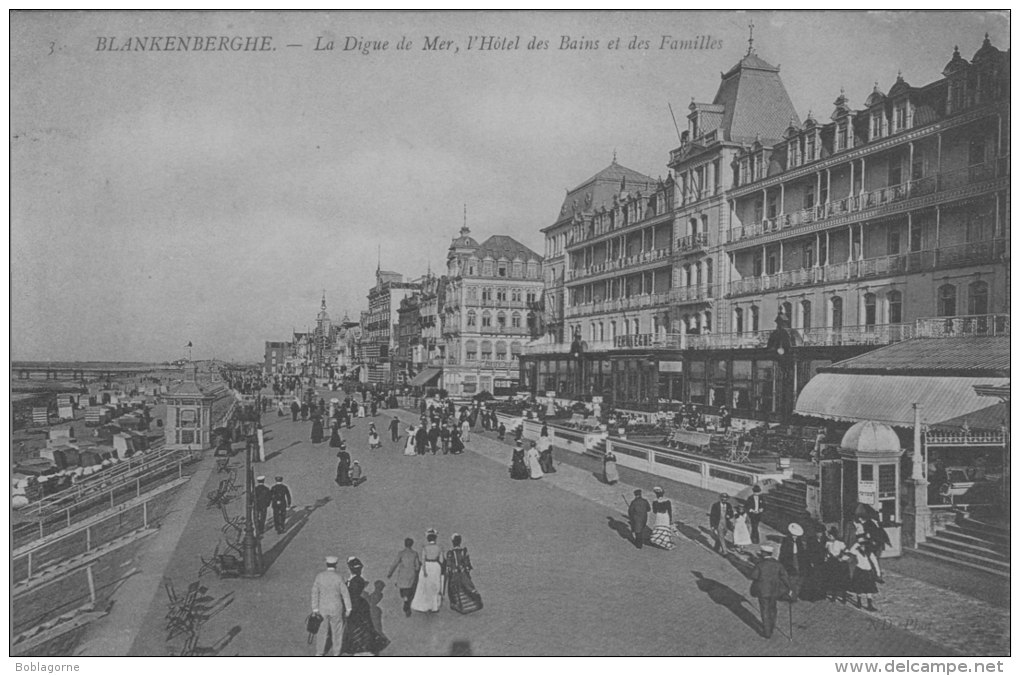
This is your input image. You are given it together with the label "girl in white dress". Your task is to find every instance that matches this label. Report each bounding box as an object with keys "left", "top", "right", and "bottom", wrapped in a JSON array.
[
  {"left": 524, "top": 441, "right": 544, "bottom": 479},
  {"left": 403, "top": 426, "right": 417, "bottom": 456},
  {"left": 732, "top": 504, "right": 752, "bottom": 550},
  {"left": 410, "top": 529, "right": 445, "bottom": 613}
]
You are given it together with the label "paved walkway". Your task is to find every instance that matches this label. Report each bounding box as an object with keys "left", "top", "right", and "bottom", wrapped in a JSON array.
[{"left": 82, "top": 393, "right": 1006, "bottom": 656}]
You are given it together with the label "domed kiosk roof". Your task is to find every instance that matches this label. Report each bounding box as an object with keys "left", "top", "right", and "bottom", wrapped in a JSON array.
[{"left": 840, "top": 420, "right": 901, "bottom": 458}]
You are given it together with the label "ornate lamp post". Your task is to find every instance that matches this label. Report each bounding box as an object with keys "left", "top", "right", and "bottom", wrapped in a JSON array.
[{"left": 240, "top": 404, "right": 262, "bottom": 577}]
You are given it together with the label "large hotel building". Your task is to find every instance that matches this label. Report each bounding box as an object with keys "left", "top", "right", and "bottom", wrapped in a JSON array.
[{"left": 521, "top": 36, "right": 1009, "bottom": 420}]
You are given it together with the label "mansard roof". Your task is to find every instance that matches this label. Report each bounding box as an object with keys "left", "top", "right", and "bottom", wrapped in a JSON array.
[
  {"left": 556, "top": 160, "right": 656, "bottom": 221},
  {"left": 712, "top": 49, "right": 800, "bottom": 144},
  {"left": 476, "top": 235, "right": 543, "bottom": 263}
]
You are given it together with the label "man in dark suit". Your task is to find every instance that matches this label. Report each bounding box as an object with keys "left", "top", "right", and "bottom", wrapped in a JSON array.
[
  {"left": 253, "top": 476, "right": 272, "bottom": 535},
  {"left": 389, "top": 416, "right": 400, "bottom": 443},
  {"left": 750, "top": 545, "right": 792, "bottom": 639},
  {"left": 744, "top": 484, "right": 766, "bottom": 544},
  {"left": 269, "top": 476, "right": 292, "bottom": 534},
  {"left": 709, "top": 493, "right": 734, "bottom": 555},
  {"left": 627, "top": 489, "right": 651, "bottom": 549}
]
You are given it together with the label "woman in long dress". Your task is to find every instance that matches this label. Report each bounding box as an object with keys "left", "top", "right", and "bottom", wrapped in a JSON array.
[
  {"left": 310, "top": 415, "right": 324, "bottom": 444},
  {"left": 731, "top": 504, "right": 752, "bottom": 551},
  {"left": 450, "top": 426, "right": 464, "bottom": 455},
  {"left": 603, "top": 451, "right": 620, "bottom": 485},
  {"left": 410, "top": 530, "right": 444, "bottom": 613},
  {"left": 403, "top": 426, "right": 417, "bottom": 456},
  {"left": 509, "top": 443, "right": 529, "bottom": 480},
  {"left": 649, "top": 487, "right": 676, "bottom": 550},
  {"left": 848, "top": 538, "right": 881, "bottom": 612},
  {"left": 335, "top": 449, "right": 352, "bottom": 486},
  {"left": 367, "top": 423, "right": 381, "bottom": 449},
  {"left": 341, "top": 557, "right": 388, "bottom": 655},
  {"left": 460, "top": 418, "right": 471, "bottom": 443},
  {"left": 524, "top": 441, "right": 544, "bottom": 479},
  {"left": 445, "top": 534, "right": 483, "bottom": 614},
  {"left": 823, "top": 527, "right": 850, "bottom": 603},
  {"left": 537, "top": 434, "right": 555, "bottom": 473},
  {"left": 329, "top": 423, "right": 343, "bottom": 449}
]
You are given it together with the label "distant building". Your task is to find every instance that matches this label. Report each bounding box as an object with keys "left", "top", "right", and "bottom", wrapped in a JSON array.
[
  {"left": 361, "top": 269, "right": 421, "bottom": 384},
  {"left": 263, "top": 341, "right": 292, "bottom": 374},
  {"left": 440, "top": 226, "right": 544, "bottom": 396}
]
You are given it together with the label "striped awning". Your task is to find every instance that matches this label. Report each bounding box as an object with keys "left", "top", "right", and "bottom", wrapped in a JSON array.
[
  {"left": 408, "top": 368, "right": 442, "bottom": 388},
  {"left": 795, "top": 374, "right": 1011, "bottom": 427}
]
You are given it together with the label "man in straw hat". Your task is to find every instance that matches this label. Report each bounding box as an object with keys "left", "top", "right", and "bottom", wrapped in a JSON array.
[
  {"left": 750, "top": 545, "right": 791, "bottom": 639},
  {"left": 310, "top": 555, "right": 352, "bottom": 656},
  {"left": 709, "top": 493, "right": 734, "bottom": 555}
]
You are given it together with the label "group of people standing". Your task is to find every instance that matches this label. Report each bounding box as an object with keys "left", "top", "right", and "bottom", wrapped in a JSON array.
[{"left": 509, "top": 426, "right": 556, "bottom": 480}]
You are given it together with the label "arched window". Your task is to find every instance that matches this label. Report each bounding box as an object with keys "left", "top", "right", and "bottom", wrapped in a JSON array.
[
  {"left": 887, "top": 291, "right": 902, "bottom": 324},
  {"left": 465, "top": 340, "right": 478, "bottom": 361},
  {"left": 481, "top": 311, "right": 492, "bottom": 328},
  {"left": 682, "top": 314, "right": 691, "bottom": 333},
  {"left": 496, "top": 311, "right": 507, "bottom": 328},
  {"left": 750, "top": 306, "right": 760, "bottom": 332},
  {"left": 466, "top": 310, "right": 477, "bottom": 327},
  {"left": 937, "top": 284, "right": 956, "bottom": 317},
  {"left": 690, "top": 218, "right": 699, "bottom": 238},
  {"left": 633, "top": 318, "right": 640, "bottom": 335},
  {"left": 864, "top": 293, "right": 877, "bottom": 328},
  {"left": 609, "top": 321, "right": 617, "bottom": 341},
  {"left": 683, "top": 265, "right": 691, "bottom": 286},
  {"left": 511, "top": 311, "right": 522, "bottom": 328},
  {"left": 800, "top": 300, "right": 812, "bottom": 330},
  {"left": 598, "top": 322, "right": 605, "bottom": 341},
  {"left": 734, "top": 308, "right": 744, "bottom": 334},
  {"left": 781, "top": 301, "right": 793, "bottom": 325},
  {"left": 695, "top": 262, "right": 703, "bottom": 287},
  {"left": 830, "top": 296, "right": 844, "bottom": 329},
  {"left": 590, "top": 323, "right": 597, "bottom": 342},
  {"left": 705, "top": 258, "right": 713, "bottom": 285},
  {"left": 968, "top": 280, "right": 989, "bottom": 315},
  {"left": 495, "top": 341, "right": 507, "bottom": 361},
  {"left": 480, "top": 341, "right": 493, "bottom": 360}
]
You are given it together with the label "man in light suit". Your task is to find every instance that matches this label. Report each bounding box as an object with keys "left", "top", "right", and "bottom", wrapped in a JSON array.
[
  {"left": 750, "top": 545, "right": 792, "bottom": 639},
  {"left": 311, "top": 555, "right": 353, "bottom": 656}
]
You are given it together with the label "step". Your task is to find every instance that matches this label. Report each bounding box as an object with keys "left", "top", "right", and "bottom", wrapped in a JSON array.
[
  {"left": 945, "top": 522, "right": 1010, "bottom": 547},
  {"left": 935, "top": 529, "right": 1010, "bottom": 557},
  {"left": 908, "top": 545, "right": 1010, "bottom": 579},
  {"left": 768, "top": 493, "right": 807, "bottom": 510},
  {"left": 915, "top": 541, "right": 1011, "bottom": 574},
  {"left": 772, "top": 486, "right": 807, "bottom": 499},
  {"left": 956, "top": 517, "right": 1010, "bottom": 541},
  {"left": 925, "top": 534, "right": 1009, "bottom": 562},
  {"left": 770, "top": 489, "right": 807, "bottom": 505}
]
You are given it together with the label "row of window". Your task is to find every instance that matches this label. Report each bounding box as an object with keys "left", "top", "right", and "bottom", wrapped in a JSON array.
[
  {"left": 453, "top": 258, "right": 541, "bottom": 279},
  {"left": 462, "top": 340, "right": 524, "bottom": 362},
  {"left": 465, "top": 310, "right": 524, "bottom": 329},
  {"left": 464, "top": 287, "right": 538, "bottom": 304}
]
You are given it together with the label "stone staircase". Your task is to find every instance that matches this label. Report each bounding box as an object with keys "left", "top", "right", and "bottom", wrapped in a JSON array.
[
  {"left": 763, "top": 476, "right": 814, "bottom": 533},
  {"left": 583, "top": 436, "right": 608, "bottom": 461},
  {"left": 913, "top": 513, "right": 1010, "bottom": 578}
]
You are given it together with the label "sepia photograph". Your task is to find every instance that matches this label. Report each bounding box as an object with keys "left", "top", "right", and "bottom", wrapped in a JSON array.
[{"left": 9, "top": 9, "right": 1011, "bottom": 665}]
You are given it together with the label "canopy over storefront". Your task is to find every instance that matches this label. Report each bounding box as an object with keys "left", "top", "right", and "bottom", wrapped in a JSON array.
[
  {"left": 795, "top": 374, "right": 1010, "bottom": 427},
  {"left": 794, "top": 336, "right": 1010, "bottom": 428},
  {"left": 408, "top": 368, "right": 442, "bottom": 388}
]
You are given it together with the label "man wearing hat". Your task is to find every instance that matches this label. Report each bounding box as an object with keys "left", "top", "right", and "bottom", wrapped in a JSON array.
[
  {"left": 387, "top": 537, "right": 421, "bottom": 617},
  {"left": 750, "top": 545, "right": 791, "bottom": 639},
  {"left": 780, "top": 522, "right": 810, "bottom": 596},
  {"left": 627, "top": 489, "right": 651, "bottom": 549},
  {"left": 253, "top": 476, "right": 272, "bottom": 536},
  {"left": 709, "top": 493, "right": 734, "bottom": 555},
  {"left": 269, "top": 476, "right": 292, "bottom": 534},
  {"left": 310, "top": 555, "right": 352, "bottom": 656},
  {"left": 744, "top": 484, "right": 766, "bottom": 544}
]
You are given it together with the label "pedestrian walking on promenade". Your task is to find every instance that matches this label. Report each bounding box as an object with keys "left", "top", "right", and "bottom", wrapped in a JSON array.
[
  {"left": 524, "top": 441, "right": 544, "bottom": 479},
  {"left": 270, "top": 476, "right": 292, "bottom": 534},
  {"left": 428, "top": 424, "right": 440, "bottom": 454},
  {"left": 450, "top": 426, "right": 464, "bottom": 455},
  {"left": 823, "top": 527, "right": 851, "bottom": 603},
  {"left": 329, "top": 422, "right": 343, "bottom": 449},
  {"left": 627, "top": 489, "right": 651, "bottom": 549},
  {"left": 603, "top": 451, "right": 620, "bottom": 485},
  {"left": 750, "top": 545, "right": 792, "bottom": 639},
  {"left": 387, "top": 538, "right": 422, "bottom": 617},
  {"left": 301, "top": 402, "right": 310, "bottom": 421},
  {"left": 290, "top": 400, "right": 300, "bottom": 422},
  {"left": 350, "top": 461, "right": 364, "bottom": 487},
  {"left": 342, "top": 557, "right": 388, "bottom": 655},
  {"left": 445, "top": 534, "right": 483, "bottom": 614},
  {"left": 253, "top": 475, "right": 271, "bottom": 536},
  {"left": 311, "top": 415, "right": 324, "bottom": 444},
  {"left": 509, "top": 441, "right": 529, "bottom": 480},
  {"left": 461, "top": 418, "right": 471, "bottom": 443},
  {"left": 497, "top": 422, "right": 506, "bottom": 441},
  {"left": 368, "top": 423, "right": 382, "bottom": 449},
  {"left": 848, "top": 538, "right": 882, "bottom": 612},
  {"left": 415, "top": 424, "right": 428, "bottom": 455},
  {"left": 537, "top": 433, "right": 555, "bottom": 473},
  {"left": 410, "top": 529, "right": 445, "bottom": 614},
  {"left": 709, "top": 493, "right": 734, "bottom": 555},
  {"left": 744, "top": 484, "right": 766, "bottom": 544},
  {"left": 404, "top": 426, "right": 417, "bottom": 456},
  {"left": 389, "top": 416, "right": 400, "bottom": 443},
  {"left": 780, "top": 522, "right": 809, "bottom": 598},
  {"left": 649, "top": 487, "right": 676, "bottom": 550},
  {"left": 732, "top": 505, "right": 752, "bottom": 551},
  {"left": 440, "top": 424, "right": 451, "bottom": 454},
  {"left": 311, "top": 556, "right": 352, "bottom": 656},
  {"left": 335, "top": 448, "right": 352, "bottom": 486}
]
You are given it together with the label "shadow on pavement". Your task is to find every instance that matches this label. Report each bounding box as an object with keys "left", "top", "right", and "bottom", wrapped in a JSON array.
[
  {"left": 606, "top": 516, "right": 633, "bottom": 544},
  {"left": 367, "top": 580, "right": 389, "bottom": 643},
  {"left": 673, "top": 519, "right": 719, "bottom": 554},
  {"left": 262, "top": 496, "right": 332, "bottom": 573},
  {"left": 691, "top": 571, "right": 762, "bottom": 636}
]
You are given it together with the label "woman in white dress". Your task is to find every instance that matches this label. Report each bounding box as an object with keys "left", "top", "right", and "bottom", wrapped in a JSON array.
[
  {"left": 403, "top": 426, "right": 417, "bottom": 456},
  {"left": 732, "top": 504, "right": 752, "bottom": 550},
  {"left": 410, "top": 529, "right": 445, "bottom": 613},
  {"left": 524, "top": 441, "right": 544, "bottom": 479},
  {"left": 649, "top": 487, "right": 676, "bottom": 550}
]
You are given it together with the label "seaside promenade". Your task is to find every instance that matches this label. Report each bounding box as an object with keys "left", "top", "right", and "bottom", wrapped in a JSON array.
[{"left": 77, "top": 388, "right": 1008, "bottom": 657}]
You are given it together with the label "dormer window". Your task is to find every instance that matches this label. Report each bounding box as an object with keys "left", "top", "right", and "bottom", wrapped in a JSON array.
[
  {"left": 871, "top": 112, "right": 883, "bottom": 140},
  {"left": 805, "top": 134, "right": 816, "bottom": 161},
  {"left": 837, "top": 122, "right": 848, "bottom": 151},
  {"left": 498, "top": 263, "right": 507, "bottom": 277},
  {"left": 894, "top": 103, "right": 907, "bottom": 132}
]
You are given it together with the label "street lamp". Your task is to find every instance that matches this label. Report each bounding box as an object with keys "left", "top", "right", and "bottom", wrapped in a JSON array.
[{"left": 240, "top": 404, "right": 262, "bottom": 577}]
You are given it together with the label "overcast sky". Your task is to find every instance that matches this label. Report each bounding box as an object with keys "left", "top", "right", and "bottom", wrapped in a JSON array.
[{"left": 10, "top": 10, "right": 1009, "bottom": 362}]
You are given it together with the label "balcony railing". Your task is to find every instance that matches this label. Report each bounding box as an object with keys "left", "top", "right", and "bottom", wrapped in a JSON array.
[
  {"left": 670, "top": 284, "right": 719, "bottom": 303},
  {"left": 727, "top": 240, "right": 1006, "bottom": 297},
  {"left": 728, "top": 158, "right": 1007, "bottom": 244},
  {"left": 564, "top": 290, "right": 673, "bottom": 318},
  {"left": 914, "top": 314, "right": 1010, "bottom": 338},
  {"left": 676, "top": 233, "right": 709, "bottom": 252},
  {"left": 686, "top": 323, "right": 915, "bottom": 351},
  {"left": 565, "top": 248, "right": 671, "bottom": 282}
]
